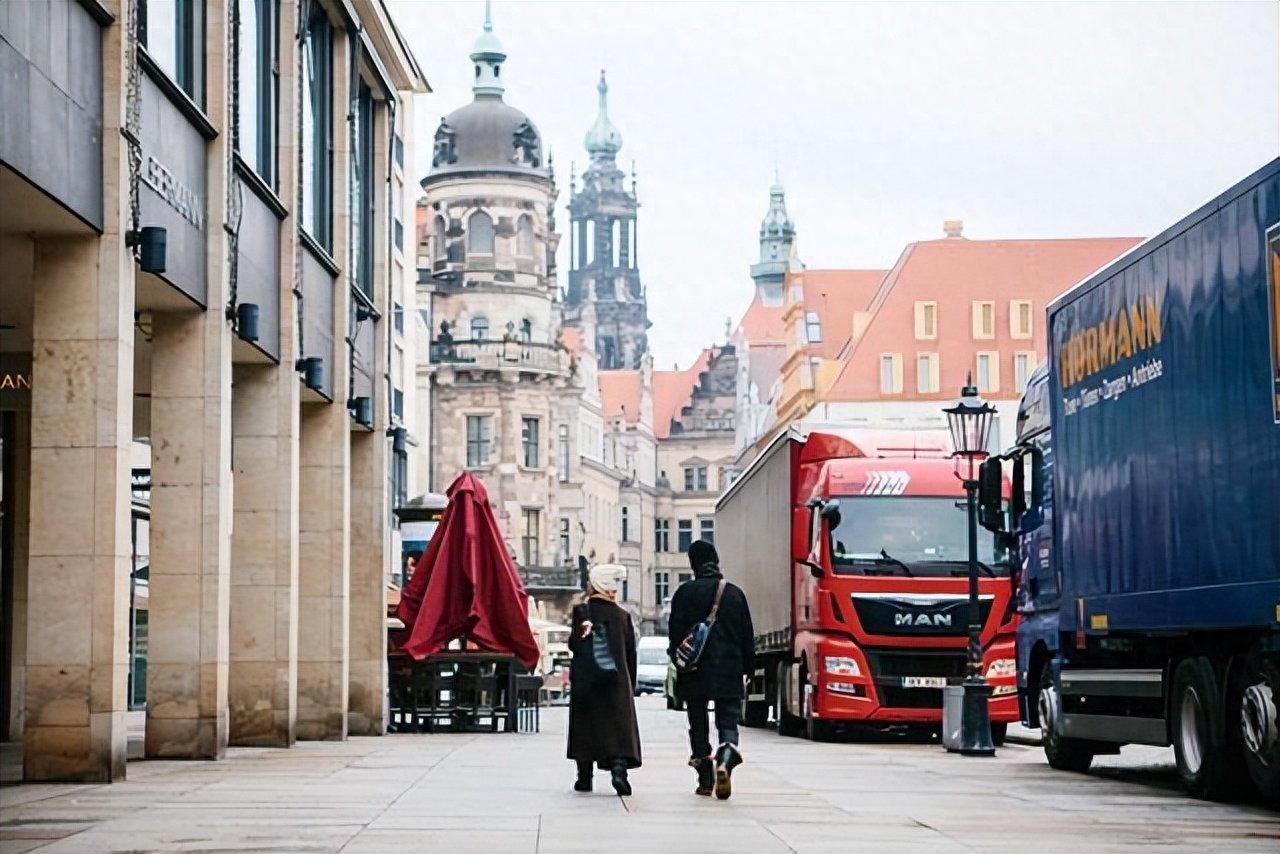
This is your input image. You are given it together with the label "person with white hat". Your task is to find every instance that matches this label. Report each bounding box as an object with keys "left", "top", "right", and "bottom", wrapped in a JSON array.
[{"left": 566, "top": 564, "right": 642, "bottom": 796}]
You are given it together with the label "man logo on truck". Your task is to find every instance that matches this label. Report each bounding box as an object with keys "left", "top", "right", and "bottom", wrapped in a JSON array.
[{"left": 895, "top": 612, "right": 953, "bottom": 627}]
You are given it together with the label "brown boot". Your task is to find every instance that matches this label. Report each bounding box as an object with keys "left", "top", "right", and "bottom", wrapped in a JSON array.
[{"left": 690, "top": 756, "right": 715, "bottom": 796}]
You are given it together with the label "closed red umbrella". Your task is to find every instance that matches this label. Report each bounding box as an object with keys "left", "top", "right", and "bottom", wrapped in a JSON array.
[{"left": 396, "top": 472, "right": 540, "bottom": 669}]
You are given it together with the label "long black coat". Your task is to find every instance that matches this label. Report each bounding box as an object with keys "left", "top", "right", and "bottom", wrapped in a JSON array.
[
  {"left": 566, "top": 598, "right": 642, "bottom": 769},
  {"left": 667, "top": 568, "right": 755, "bottom": 702}
]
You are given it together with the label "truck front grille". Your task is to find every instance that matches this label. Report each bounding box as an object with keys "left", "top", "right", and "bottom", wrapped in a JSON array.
[{"left": 864, "top": 651, "right": 966, "bottom": 710}]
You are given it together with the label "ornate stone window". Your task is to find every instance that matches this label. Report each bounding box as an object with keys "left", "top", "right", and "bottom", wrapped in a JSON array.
[
  {"left": 516, "top": 215, "right": 535, "bottom": 257},
  {"left": 468, "top": 211, "right": 494, "bottom": 255}
]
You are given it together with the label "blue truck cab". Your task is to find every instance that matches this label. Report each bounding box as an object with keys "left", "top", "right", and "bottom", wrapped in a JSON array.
[{"left": 986, "top": 159, "right": 1280, "bottom": 805}]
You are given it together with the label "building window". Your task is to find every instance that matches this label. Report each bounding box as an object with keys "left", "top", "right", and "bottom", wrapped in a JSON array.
[
  {"left": 654, "top": 518, "right": 670, "bottom": 553},
  {"left": 350, "top": 81, "right": 375, "bottom": 297},
  {"left": 392, "top": 301, "right": 404, "bottom": 336},
  {"left": 300, "top": 5, "right": 332, "bottom": 247},
  {"left": 558, "top": 517, "right": 571, "bottom": 564},
  {"left": 521, "top": 418, "right": 540, "bottom": 468},
  {"left": 972, "top": 301, "right": 996, "bottom": 339},
  {"left": 470, "top": 316, "right": 489, "bottom": 340},
  {"left": 621, "top": 506, "right": 632, "bottom": 542},
  {"left": 678, "top": 571, "right": 693, "bottom": 587},
  {"left": 392, "top": 388, "right": 404, "bottom": 421},
  {"left": 655, "top": 571, "right": 670, "bottom": 605},
  {"left": 393, "top": 183, "right": 405, "bottom": 252},
  {"left": 517, "top": 215, "right": 535, "bottom": 257},
  {"left": 805, "top": 311, "right": 822, "bottom": 343},
  {"left": 235, "top": 0, "right": 278, "bottom": 187},
  {"left": 880, "top": 353, "right": 903, "bottom": 394},
  {"left": 677, "top": 520, "right": 693, "bottom": 553},
  {"left": 1011, "top": 300, "right": 1033, "bottom": 339},
  {"left": 915, "top": 301, "right": 938, "bottom": 340},
  {"left": 683, "top": 466, "right": 708, "bottom": 492},
  {"left": 141, "top": 0, "right": 205, "bottom": 105},
  {"left": 1015, "top": 351, "right": 1036, "bottom": 393},
  {"left": 468, "top": 211, "right": 495, "bottom": 255},
  {"left": 917, "top": 352, "right": 939, "bottom": 394},
  {"left": 699, "top": 517, "right": 715, "bottom": 546},
  {"left": 432, "top": 215, "right": 447, "bottom": 264},
  {"left": 557, "top": 425, "right": 570, "bottom": 482},
  {"left": 521, "top": 509, "right": 539, "bottom": 567},
  {"left": 976, "top": 352, "right": 1000, "bottom": 393},
  {"left": 466, "top": 415, "right": 491, "bottom": 467}
]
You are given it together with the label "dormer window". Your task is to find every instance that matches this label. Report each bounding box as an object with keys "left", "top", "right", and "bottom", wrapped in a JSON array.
[{"left": 805, "top": 311, "right": 822, "bottom": 343}]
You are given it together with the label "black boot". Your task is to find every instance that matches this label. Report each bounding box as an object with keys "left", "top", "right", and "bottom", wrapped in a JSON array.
[
  {"left": 574, "top": 761, "right": 592, "bottom": 793},
  {"left": 690, "top": 756, "right": 715, "bottom": 796},
  {"left": 714, "top": 743, "right": 742, "bottom": 800},
  {"left": 611, "top": 760, "right": 632, "bottom": 797}
]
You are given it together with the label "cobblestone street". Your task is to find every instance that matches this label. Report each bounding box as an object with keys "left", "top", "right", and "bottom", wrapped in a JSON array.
[{"left": 2, "top": 698, "right": 1275, "bottom": 854}]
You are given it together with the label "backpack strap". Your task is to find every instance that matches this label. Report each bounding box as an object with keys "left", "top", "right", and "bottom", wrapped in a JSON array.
[{"left": 705, "top": 580, "right": 727, "bottom": 627}]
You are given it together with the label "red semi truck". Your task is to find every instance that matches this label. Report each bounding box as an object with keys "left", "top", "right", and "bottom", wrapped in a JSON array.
[{"left": 718, "top": 425, "right": 1019, "bottom": 741}]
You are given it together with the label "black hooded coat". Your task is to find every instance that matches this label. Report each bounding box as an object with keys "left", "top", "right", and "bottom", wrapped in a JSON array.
[{"left": 667, "top": 542, "right": 755, "bottom": 702}]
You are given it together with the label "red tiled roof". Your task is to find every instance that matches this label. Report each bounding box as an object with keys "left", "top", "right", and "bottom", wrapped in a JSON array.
[
  {"left": 652, "top": 348, "right": 714, "bottom": 440},
  {"left": 598, "top": 370, "right": 642, "bottom": 423},
  {"left": 824, "top": 236, "right": 1143, "bottom": 402},
  {"left": 735, "top": 294, "right": 786, "bottom": 344},
  {"left": 800, "top": 269, "right": 885, "bottom": 359},
  {"left": 561, "top": 328, "right": 583, "bottom": 354}
]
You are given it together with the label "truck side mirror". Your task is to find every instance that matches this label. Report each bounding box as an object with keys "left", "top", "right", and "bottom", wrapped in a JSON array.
[
  {"left": 978, "top": 458, "right": 1005, "bottom": 532},
  {"left": 820, "top": 499, "right": 842, "bottom": 530},
  {"left": 1029, "top": 448, "right": 1045, "bottom": 509},
  {"left": 1011, "top": 454, "right": 1027, "bottom": 527}
]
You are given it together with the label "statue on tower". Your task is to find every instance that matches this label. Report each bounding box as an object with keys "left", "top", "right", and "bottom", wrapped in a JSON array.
[
  {"left": 513, "top": 121, "right": 541, "bottom": 168},
  {"left": 432, "top": 119, "right": 458, "bottom": 167}
]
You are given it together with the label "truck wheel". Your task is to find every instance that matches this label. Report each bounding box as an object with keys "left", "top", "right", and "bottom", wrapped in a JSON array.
[
  {"left": 776, "top": 663, "right": 804, "bottom": 738},
  {"left": 1172, "top": 657, "right": 1241, "bottom": 800},
  {"left": 991, "top": 722, "right": 1007, "bottom": 747},
  {"left": 1235, "top": 655, "right": 1280, "bottom": 804},
  {"left": 1039, "top": 665, "right": 1094, "bottom": 772},
  {"left": 744, "top": 698, "right": 769, "bottom": 728}
]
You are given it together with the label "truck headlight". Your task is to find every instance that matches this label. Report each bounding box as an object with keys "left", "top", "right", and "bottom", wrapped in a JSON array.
[
  {"left": 824, "top": 656, "right": 861, "bottom": 677},
  {"left": 985, "top": 658, "right": 1016, "bottom": 680}
]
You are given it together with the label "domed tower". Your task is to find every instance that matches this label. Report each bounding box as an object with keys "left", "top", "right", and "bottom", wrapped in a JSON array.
[
  {"left": 419, "top": 0, "right": 566, "bottom": 562},
  {"left": 749, "top": 178, "right": 796, "bottom": 307},
  {"left": 564, "top": 71, "right": 650, "bottom": 371}
]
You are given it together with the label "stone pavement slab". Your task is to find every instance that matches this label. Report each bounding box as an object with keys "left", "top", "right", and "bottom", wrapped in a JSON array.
[{"left": 1, "top": 696, "right": 1275, "bottom": 853}]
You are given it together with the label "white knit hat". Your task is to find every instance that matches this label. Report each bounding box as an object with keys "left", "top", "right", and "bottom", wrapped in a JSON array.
[{"left": 588, "top": 563, "right": 627, "bottom": 594}]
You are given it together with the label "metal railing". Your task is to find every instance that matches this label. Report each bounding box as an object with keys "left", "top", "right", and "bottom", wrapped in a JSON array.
[{"left": 430, "top": 339, "right": 567, "bottom": 373}]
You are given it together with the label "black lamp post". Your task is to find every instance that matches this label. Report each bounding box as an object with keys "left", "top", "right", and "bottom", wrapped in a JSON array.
[{"left": 943, "top": 374, "right": 998, "bottom": 757}]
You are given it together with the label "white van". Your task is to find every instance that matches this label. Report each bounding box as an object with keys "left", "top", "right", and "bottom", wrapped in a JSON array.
[{"left": 635, "top": 636, "right": 668, "bottom": 696}]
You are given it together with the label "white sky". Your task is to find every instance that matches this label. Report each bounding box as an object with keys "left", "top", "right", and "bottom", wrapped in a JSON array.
[{"left": 391, "top": 0, "right": 1279, "bottom": 370}]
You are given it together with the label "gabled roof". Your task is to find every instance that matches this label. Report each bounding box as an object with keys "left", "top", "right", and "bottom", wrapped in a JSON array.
[
  {"left": 598, "top": 370, "right": 642, "bottom": 422},
  {"left": 799, "top": 269, "right": 886, "bottom": 359},
  {"left": 735, "top": 294, "right": 786, "bottom": 344},
  {"left": 824, "top": 236, "right": 1143, "bottom": 402},
  {"left": 652, "top": 348, "right": 714, "bottom": 440}
]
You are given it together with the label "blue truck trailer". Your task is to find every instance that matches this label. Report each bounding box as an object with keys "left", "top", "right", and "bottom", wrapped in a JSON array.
[{"left": 981, "top": 159, "right": 1280, "bottom": 803}]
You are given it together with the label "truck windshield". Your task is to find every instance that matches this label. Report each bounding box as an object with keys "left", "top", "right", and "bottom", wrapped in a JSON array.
[{"left": 828, "top": 497, "right": 1011, "bottom": 576}]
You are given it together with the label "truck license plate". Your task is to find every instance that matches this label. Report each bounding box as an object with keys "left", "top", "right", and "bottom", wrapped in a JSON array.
[{"left": 901, "top": 676, "right": 947, "bottom": 689}]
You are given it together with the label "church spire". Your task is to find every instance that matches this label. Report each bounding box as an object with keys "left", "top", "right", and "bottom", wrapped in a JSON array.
[
  {"left": 470, "top": 0, "right": 506, "bottom": 98},
  {"left": 584, "top": 70, "right": 623, "bottom": 160}
]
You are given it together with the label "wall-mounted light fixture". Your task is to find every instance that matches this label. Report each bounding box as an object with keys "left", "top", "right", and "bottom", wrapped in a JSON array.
[
  {"left": 355, "top": 303, "right": 377, "bottom": 322},
  {"left": 296, "top": 356, "right": 324, "bottom": 392},
  {"left": 348, "top": 396, "right": 373, "bottom": 427},
  {"left": 387, "top": 425, "right": 408, "bottom": 455},
  {"left": 126, "top": 226, "right": 168, "bottom": 275},
  {"left": 235, "top": 303, "right": 260, "bottom": 343}
]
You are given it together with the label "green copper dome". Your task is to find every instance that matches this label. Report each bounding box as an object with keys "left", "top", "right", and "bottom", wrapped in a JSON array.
[{"left": 584, "top": 71, "right": 623, "bottom": 159}]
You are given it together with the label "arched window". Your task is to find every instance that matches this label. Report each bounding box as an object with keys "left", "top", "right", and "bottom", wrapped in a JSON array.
[
  {"left": 471, "top": 316, "right": 489, "bottom": 340},
  {"left": 611, "top": 220, "right": 621, "bottom": 267},
  {"left": 468, "top": 211, "right": 494, "bottom": 254},
  {"left": 433, "top": 216, "right": 446, "bottom": 263},
  {"left": 516, "top": 215, "right": 535, "bottom": 257},
  {"left": 585, "top": 220, "right": 596, "bottom": 264},
  {"left": 519, "top": 318, "right": 532, "bottom": 342}
]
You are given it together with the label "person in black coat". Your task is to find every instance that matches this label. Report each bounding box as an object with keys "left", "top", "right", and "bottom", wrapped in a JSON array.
[
  {"left": 566, "top": 564, "right": 642, "bottom": 796},
  {"left": 667, "top": 540, "right": 754, "bottom": 799}
]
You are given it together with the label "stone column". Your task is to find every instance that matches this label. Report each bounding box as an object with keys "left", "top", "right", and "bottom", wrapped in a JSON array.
[
  {"left": 25, "top": 235, "right": 133, "bottom": 782},
  {"left": 297, "top": 402, "right": 349, "bottom": 740},
  {"left": 228, "top": 363, "right": 299, "bottom": 746},
  {"left": 144, "top": 310, "right": 233, "bottom": 759},
  {"left": 347, "top": 427, "right": 387, "bottom": 736}
]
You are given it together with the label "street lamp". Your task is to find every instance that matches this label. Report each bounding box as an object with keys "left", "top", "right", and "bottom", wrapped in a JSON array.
[{"left": 943, "top": 374, "right": 998, "bottom": 757}]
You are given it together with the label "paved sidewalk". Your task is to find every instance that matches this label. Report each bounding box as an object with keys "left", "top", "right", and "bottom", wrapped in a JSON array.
[{"left": 1, "top": 698, "right": 1275, "bottom": 853}]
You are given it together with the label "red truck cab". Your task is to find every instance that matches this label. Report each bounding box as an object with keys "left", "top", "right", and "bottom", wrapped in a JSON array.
[{"left": 721, "top": 426, "right": 1019, "bottom": 741}]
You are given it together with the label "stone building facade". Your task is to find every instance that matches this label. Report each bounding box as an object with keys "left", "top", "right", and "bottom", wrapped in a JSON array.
[{"left": 0, "top": 0, "right": 427, "bottom": 781}]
